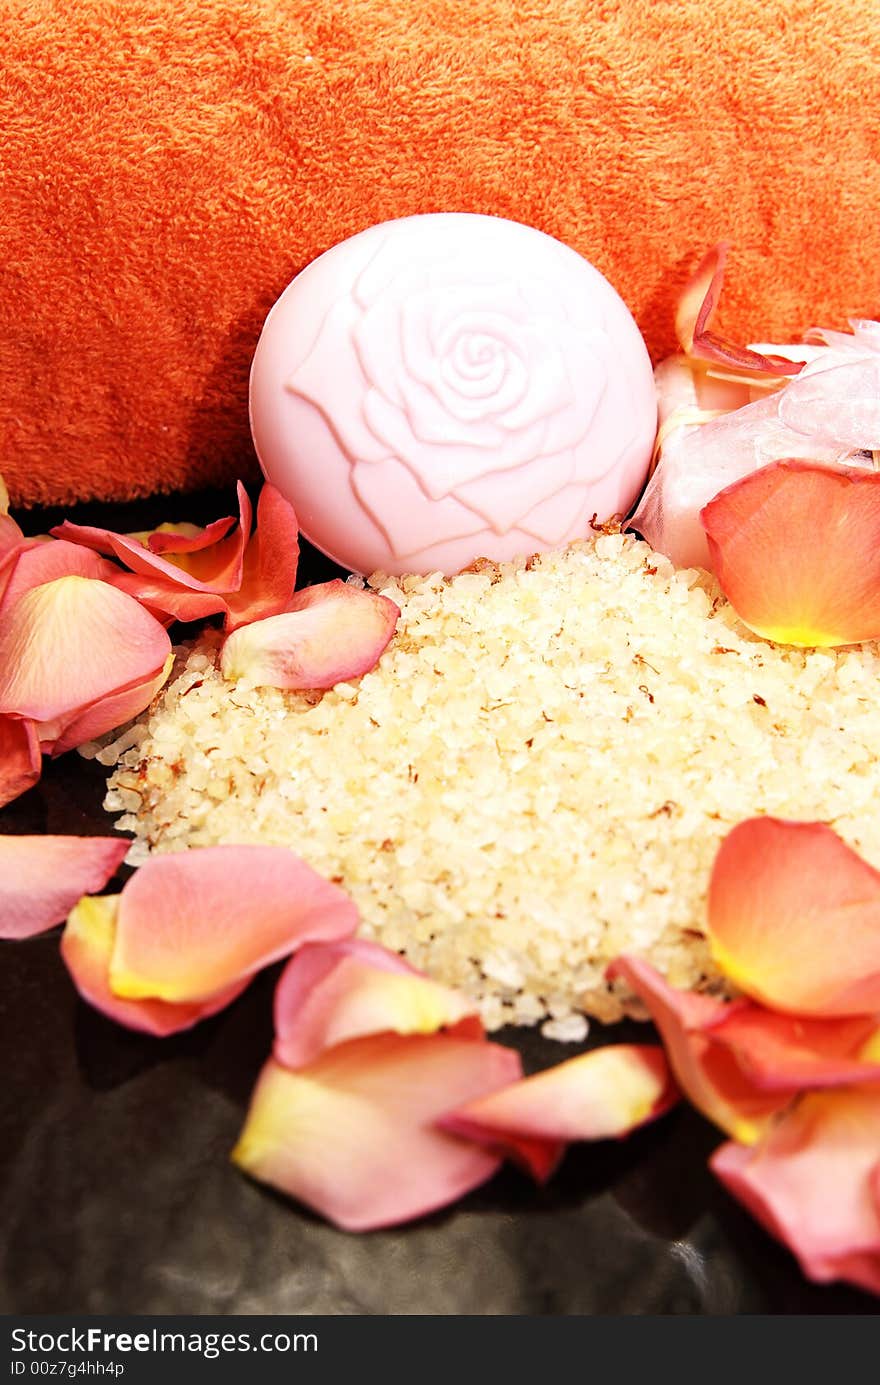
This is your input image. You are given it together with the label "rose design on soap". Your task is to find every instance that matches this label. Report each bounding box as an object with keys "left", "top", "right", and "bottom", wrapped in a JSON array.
[{"left": 252, "top": 215, "right": 657, "bottom": 575}]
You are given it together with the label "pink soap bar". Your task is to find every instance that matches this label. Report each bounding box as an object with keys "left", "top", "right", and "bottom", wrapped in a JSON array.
[{"left": 250, "top": 213, "right": 657, "bottom": 576}]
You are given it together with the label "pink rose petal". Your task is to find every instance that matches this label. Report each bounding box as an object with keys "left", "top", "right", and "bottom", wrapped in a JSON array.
[
  {"left": 0, "top": 832, "right": 128, "bottom": 939},
  {"left": 223, "top": 484, "right": 300, "bottom": 632},
  {"left": 0, "top": 540, "right": 121, "bottom": 616},
  {"left": 0, "top": 577, "right": 172, "bottom": 746},
  {"left": 108, "top": 571, "right": 229, "bottom": 624},
  {"left": 711, "top": 1086, "right": 880, "bottom": 1295},
  {"left": 147, "top": 516, "right": 238, "bottom": 555},
  {"left": 220, "top": 580, "right": 399, "bottom": 690},
  {"left": 61, "top": 895, "right": 246, "bottom": 1037},
  {"left": 0, "top": 513, "right": 25, "bottom": 560},
  {"left": 441, "top": 1044, "right": 678, "bottom": 1182},
  {"left": 232, "top": 1035, "right": 521, "bottom": 1230},
  {"left": 274, "top": 938, "right": 482, "bottom": 1069},
  {"left": 48, "top": 653, "right": 174, "bottom": 756},
  {"left": 709, "top": 1007, "right": 880, "bottom": 1092},
  {"left": 110, "top": 845, "right": 359, "bottom": 1003},
  {"left": 0, "top": 716, "right": 40, "bottom": 807}
]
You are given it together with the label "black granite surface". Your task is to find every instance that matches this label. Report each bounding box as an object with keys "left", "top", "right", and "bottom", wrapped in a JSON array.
[{"left": 1, "top": 491, "right": 874, "bottom": 1315}]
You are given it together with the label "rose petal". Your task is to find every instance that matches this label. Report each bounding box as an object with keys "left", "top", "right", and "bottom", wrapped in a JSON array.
[
  {"left": 146, "top": 516, "right": 238, "bottom": 555},
  {"left": 709, "top": 1006, "right": 880, "bottom": 1091},
  {"left": 109, "top": 845, "right": 358, "bottom": 1003},
  {"left": 676, "top": 244, "right": 803, "bottom": 378},
  {"left": 220, "top": 580, "right": 399, "bottom": 690},
  {"left": 48, "top": 652, "right": 174, "bottom": 756},
  {"left": 0, "top": 540, "right": 121, "bottom": 616},
  {"left": 107, "top": 571, "right": 229, "bottom": 624},
  {"left": 0, "top": 832, "right": 128, "bottom": 939},
  {"left": 607, "top": 957, "right": 793, "bottom": 1142},
  {"left": 707, "top": 817, "right": 880, "bottom": 1017},
  {"left": 440, "top": 1044, "right": 678, "bottom": 1183},
  {"left": 0, "top": 716, "right": 40, "bottom": 807},
  {"left": 0, "top": 577, "right": 172, "bottom": 743},
  {"left": 52, "top": 483, "right": 251, "bottom": 595},
  {"left": 232, "top": 1036, "right": 521, "bottom": 1230},
  {"left": 0, "top": 513, "right": 24, "bottom": 560},
  {"left": 701, "top": 460, "right": 880, "bottom": 646},
  {"left": 61, "top": 895, "right": 246, "bottom": 1036},
  {"left": 223, "top": 485, "right": 300, "bottom": 632},
  {"left": 274, "top": 938, "right": 482, "bottom": 1069},
  {"left": 711, "top": 1086, "right": 880, "bottom": 1295}
]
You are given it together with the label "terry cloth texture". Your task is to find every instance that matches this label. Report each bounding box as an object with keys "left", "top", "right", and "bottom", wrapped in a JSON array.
[{"left": 3, "top": 0, "right": 880, "bottom": 507}]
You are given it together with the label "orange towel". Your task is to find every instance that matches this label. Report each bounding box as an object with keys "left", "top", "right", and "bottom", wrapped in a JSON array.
[{"left": 3, "top": 0, "right": 879, "bottom": 508}]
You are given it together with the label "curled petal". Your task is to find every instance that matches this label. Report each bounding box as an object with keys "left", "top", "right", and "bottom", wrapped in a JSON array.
[
  {"left": 61, "top": 895, "right": 245, "bottom": 1036},
  {"left": 110, "top": 845, "right": 359, "bottom": 1003},
  {"left": 223, "top": 484, "right": 300, "bottom": 632},
  {"left": 0, "top": 832, "right": 128, "bottom": 939},
  {"left": 108, "top": 571, "right": 228, "bottom": 624},
  {"left": 0, "top": 576, "right": 172, "bottom": 745},
  {"left": 232, "top": 1036, "right": 521, "bottom": 1230},
  {"left": 220, "top": 580, "right": 399, "bottom": 690},
  {"left": 711, "top": 1086, "right": 880, "bottom": 1295},
  {"left": 707, "top": 817, "right": 880, "bottom": 1017},
  {"left": 676, "top": 244, "right": 803, "bottom": 378},
  {"left": 274, "top": 938, "right": 481, "bottom": 1069},
  {"left": 709, "top": 1007, "right": 880, "bottom": 1092},
  {"left": 0, "top": 716, "right": 40, "bottom": 807},
  {"left": 0, "top": 540, "right": 121, "bottom": 616},
  {"left": 53, "top": 483, "right": 252, "bottom": 596},
  {"left": 49, "top": 652, "right": 174, "bottom": 756},
  {"left": 701, "top": 460, "right": 880, "bottom": 646},
  {"left": 608, "top": 957, "right": 793, "bottom": 1143},
  {"left": 146, "top": 516, "right": 238, "bottom": 554},
  {"left": 440, "top": 1044, "right": 678, "bottom": 1183}
]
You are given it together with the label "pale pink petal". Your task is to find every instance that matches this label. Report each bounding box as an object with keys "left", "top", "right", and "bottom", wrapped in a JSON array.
[
  {"left": 0, "top": 716, "right": 40, "bottom": 807},
  {"left": 441, "top": 1044, "right": 678, "bottom": 1182},
  {"left": 0, "top": 833, "right": 128, "bottom": 939},
  {"left": 274, "top": 938, "right": 481, "bottom": 1069},
  {"left": 0, "top": 578, "right": 172, "bottom": 740},
  {"left": 711, "top": 1086, "right": 880, "bottom": 1295},
  {"left": 110, "top": 845, "right": 359, "bottom": 1003},
  {"left": 232, "top": 1036, "right": 521, "bottom": 1230},
  {"left": 61, "top": 895, "right": 247, "bottom": 1036},
  {"left": 0, "top": 540, "right": 121, "bottom": 616},
  {"left": 49, "top": 652, "right": 174, "bottom": 756},
  {"left": 220, "top": 580, "right": 399, "bottom": 690},
  {"left": 223, "top": 484, "right": 300, "bottom": 632}
]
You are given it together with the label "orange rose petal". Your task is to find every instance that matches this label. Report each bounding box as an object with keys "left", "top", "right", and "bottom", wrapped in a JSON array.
[
  {"left": 0, "top": 716, "right": 40, "bottom": 808},
  {"left": 274, "top": 938, "right": 481, "bottom": 1070},
  {"left": 708, "top": 818, "right": 880, "bottom": 1017},
  {"left": 0, "top": 832, "right": 128, "bottom": 939},
  {"left": 0, "top": 540, "right": 121, "bottom": 617},
  {"left": 608, "top": 957, "right": 793, "bottom": 1143},
  {"left": 110, "top": 845, "right": 358, "bottom": 1003},
  {"left": 220, "top": 580, "right": 399, "bottom": 690},
  {"left": 107, "top": 571, "right": 229, "bottom": 624},
  {"left": 0, "top": 577, "right": 172, "bottom": 741},
  {"left": 701, "top": 460, "right": 880, "bottom": 646},
  {"left": 710, "top": 1007, "right": 880, "bottom": 1092},
  {"left": 146, "top": 515, "right": 238, "bottom": 555},
  {"left": 223, "top": 484, "right": 300, "bottom": 632},
  {"left": 676, "top": 244, "right": 803, "bottom": 377},
  {"left": 61, "top": 895, "right": 246, "bottom": 1036},
  {"left": 232, "top": 1036, "right": 520, "bottom": 1230},
  {"left": 711, "top": 1086, "right": 880, "bottom": 1295},
  {"left": 440, "top": 1044, "right": 678, "bottom": 1183},
  {"left": 49, "top": 652, "right": 174, "bottom": 756}
]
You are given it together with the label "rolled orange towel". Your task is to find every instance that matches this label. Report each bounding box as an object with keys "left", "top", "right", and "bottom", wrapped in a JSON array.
[{"left": 3, "top": 0, "right": 879, "bottom": 508}]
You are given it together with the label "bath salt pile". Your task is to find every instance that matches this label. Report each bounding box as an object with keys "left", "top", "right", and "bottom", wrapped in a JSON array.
[{"left": 90, "top": 531, "right": 880, "bottom": 1037}]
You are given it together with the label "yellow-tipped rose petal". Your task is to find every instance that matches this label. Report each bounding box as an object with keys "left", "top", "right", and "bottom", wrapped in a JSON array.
[
  {"left": 676, "top": 244, "right": 803, "bottom": 378},
  {"left": 708, "top": 817, "right": 880, "bottom": 1017},
  {"left": 440, "top": 1044, "right": 678, "bottom": 1182},
  {"left": 274, "top": 938, "right": 481, "bottom": 1069},
  {"left": 61, "top": 896, "right": 246, "bottom": 1036},
  {"left": 701, "top": 460, "right": 880, "bottom": 646},
  {"left": 233, "top": 1035, "right": 521, "bottom": 1230},
  {"left": 608, "top": 957, "right": 794, "bottom": 1144},
  {"left": 712, "top": 1086, "right": 880, "bottom": 1296},
  {"left": 110, "top": 845, "right": 358, "bottom": 1003}
]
